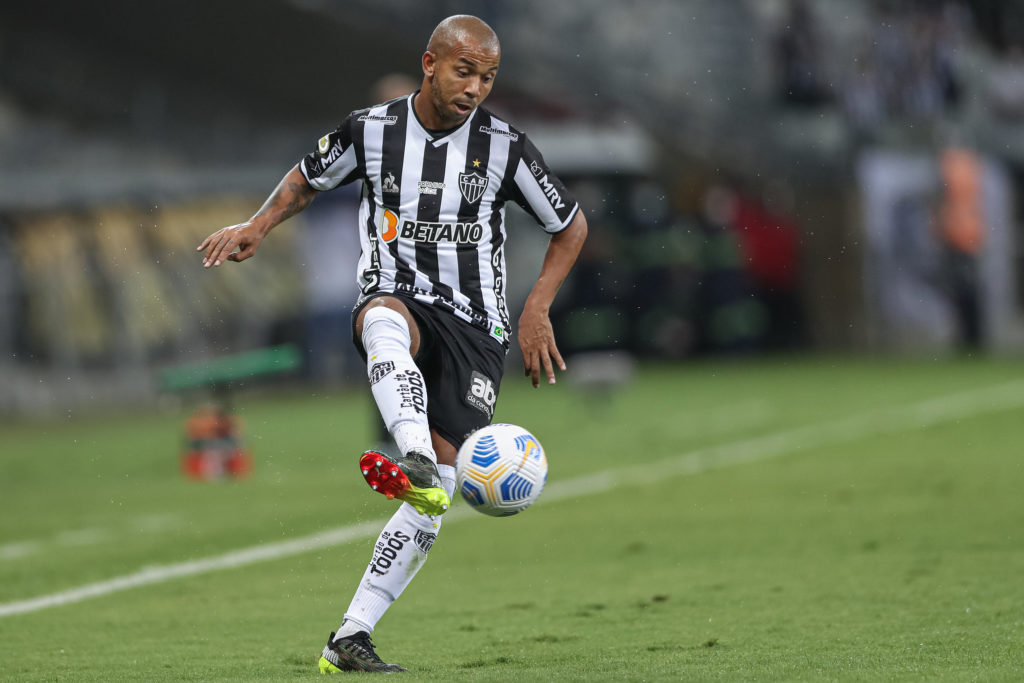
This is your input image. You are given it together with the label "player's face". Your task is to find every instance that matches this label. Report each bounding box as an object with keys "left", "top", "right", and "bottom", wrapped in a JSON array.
[{"left": 424, "top": 39, "right": 500, "bottom": 127}]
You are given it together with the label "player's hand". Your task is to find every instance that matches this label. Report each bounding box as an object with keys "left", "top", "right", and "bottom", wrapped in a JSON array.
[
  {"left": 518, "top": 305, "right": 565, "bottom": 388},
  {"left": 196, "top": 220, "right": 265, "bottom": 268}
]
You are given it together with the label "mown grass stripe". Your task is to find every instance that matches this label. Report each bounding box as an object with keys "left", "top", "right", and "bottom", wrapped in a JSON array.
[{"left": 2, "top": 379, "right": 1021, "bottom": 619}]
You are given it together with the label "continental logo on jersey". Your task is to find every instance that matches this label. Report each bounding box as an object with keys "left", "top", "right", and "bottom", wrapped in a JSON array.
[
  {"left": 358, "top": 113, "right": 398, "bottom": 125},
  {"left": 379, "top": 209, "right": 399, "bottom": 242},
  {"left": 479, "top": 125, "right": 519, "bottom": 141},
  {"left": 400, "top": 220, "right": 484, "bottom": 244},
  {"left": 318, "top": 134, "right": 331, "bottom": 154}
]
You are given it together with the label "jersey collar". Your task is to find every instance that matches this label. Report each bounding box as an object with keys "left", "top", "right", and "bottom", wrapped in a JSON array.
[{"left": 407, "top": 92, "right": 478, "bottom": 148}]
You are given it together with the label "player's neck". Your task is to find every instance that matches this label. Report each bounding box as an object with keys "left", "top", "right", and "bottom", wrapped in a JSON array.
[{"left": 412, "top": 90, "right": 468, "bottom": 133}]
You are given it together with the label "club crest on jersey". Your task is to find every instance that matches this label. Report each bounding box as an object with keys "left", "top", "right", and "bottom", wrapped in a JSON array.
[{"left": 458, "top": 171, "right": 488, "bottom": 204}]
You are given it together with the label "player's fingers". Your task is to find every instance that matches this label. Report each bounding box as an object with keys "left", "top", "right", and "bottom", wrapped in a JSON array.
[
  {"left": 550, "top": 341, "right": 566, "bottom": 372},
  {"left": 201, "top": 233, "right": 224, "bottom": 266},
  {"left": 198, "top": 231, "right": 224, "bottom": 257},
  {"left": 540, "top": 348, "right": 556, "bottom": 385},
  {"left": 530, "top": 353, "right": 542, "bottom": 388},
  {"left": 228, "top": 244, "right": 254, "bottom": 262},
  {"left": 205, "top": 237, "right": 237, "bottom": 268}
]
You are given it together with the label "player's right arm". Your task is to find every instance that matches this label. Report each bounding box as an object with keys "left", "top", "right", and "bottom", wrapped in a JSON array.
[
  {"left": 198, "top": 113, "right": 362, "bottom": 268},
  {"left": 197, "top": 165, "right": 316, "bottom": 268}
]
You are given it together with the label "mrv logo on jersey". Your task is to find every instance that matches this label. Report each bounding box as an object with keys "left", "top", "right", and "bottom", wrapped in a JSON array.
[
  {"left": 390, "top": 220, "right": 484, "bottom": 244},
  {"left": 310, "top": 135, "right": 343, "bottom": 174}
]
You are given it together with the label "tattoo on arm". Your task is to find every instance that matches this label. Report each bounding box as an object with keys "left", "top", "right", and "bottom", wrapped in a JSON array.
[{"left": 254, "top": 175, "right": 316, "bottom": 226}]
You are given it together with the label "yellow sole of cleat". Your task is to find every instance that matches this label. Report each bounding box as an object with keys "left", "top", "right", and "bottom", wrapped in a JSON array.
[
  {"left": 401, "top": 485, "right": 450, "bottom": 516},
  {"left": 319, "top": 656, "right": 342, "bottom": 674}
]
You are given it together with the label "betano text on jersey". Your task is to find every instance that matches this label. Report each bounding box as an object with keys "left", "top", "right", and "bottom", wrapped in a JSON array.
[{"left": 300, "top": 93, "right": 579, "bottom": 349}]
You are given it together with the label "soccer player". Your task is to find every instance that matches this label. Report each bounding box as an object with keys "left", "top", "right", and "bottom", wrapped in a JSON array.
[{"left": 197, "top": 14, "right": 587, "bottom": 673}]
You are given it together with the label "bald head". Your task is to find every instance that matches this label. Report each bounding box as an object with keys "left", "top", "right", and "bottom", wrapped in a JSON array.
[
  {"left": 426, "top": 15, "right": 500, "bottom": 59},
  {"left": 415, "top": 15, "right": 501, "bottom": 129}
]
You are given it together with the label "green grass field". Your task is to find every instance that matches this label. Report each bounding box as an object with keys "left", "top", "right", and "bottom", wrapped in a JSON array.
[{"left": 1, "top": 357, "right": 1023, "bottom": 681}]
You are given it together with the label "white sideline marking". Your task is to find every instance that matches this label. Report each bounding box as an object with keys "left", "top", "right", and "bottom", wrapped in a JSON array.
[
  {"left": 1, "top": 379, "right": 1022, "bottom": 619},
  {"left": 0, "top": 515, "right": 182, "bottom": 562},
  {"left": 0, "top": 542, "right": 42, "bottom": 561},
  {"left": 54, "top": 528, "right": 111, "bottom": 547}
]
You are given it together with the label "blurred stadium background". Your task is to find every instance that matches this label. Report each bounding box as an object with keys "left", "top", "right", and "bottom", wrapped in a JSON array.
[{"left": 1, "top": 0, "right": 1023, "bottom": 413}]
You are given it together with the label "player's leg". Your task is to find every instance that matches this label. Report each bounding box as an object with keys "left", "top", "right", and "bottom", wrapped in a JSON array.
[
  {"left": 357, "top": 297, "right": 431, "bottom": 459},
  {"left": 355, "top": 297, "right": 448, "bottom": 515},
  {"left": 341, "top": 436, "right": 455, "bottom": 627},
  {"left": 319, "top": 428, "right": 457, "bottom": 674},
  {"left": 320, "top": 308, "right": 501, "bottom": 673}
]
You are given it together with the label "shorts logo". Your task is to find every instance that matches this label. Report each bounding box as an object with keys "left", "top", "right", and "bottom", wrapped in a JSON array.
[
  {"left": 382, "top": 171, "right": 399, "bottom": 194},
  {"left": 458, "top": 171, "right": 488, "bottom": 204},
  {"left": 466, "top": 371, "right": 497, "bottom": 417},
  {"left": 380, "top": 209, "right": 399, "bottom": 242},
  {"left": 414, "top": 530, "right": 436, "bottom": 553},
  {"left": 369, "top": 361, "right": 395, "bottom": 385}
]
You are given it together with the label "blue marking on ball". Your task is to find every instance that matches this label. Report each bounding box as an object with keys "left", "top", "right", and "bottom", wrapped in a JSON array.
[{"left": 470, "top": 435, "right": 501, "bottom": 468}]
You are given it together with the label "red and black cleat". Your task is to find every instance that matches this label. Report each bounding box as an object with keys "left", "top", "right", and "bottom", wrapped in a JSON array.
[
  {"left": 359, "top": 450, "right": 406, "bottom": 501},
  {"left": 358, "top": 450, "right": 450, "bottom": 515}
]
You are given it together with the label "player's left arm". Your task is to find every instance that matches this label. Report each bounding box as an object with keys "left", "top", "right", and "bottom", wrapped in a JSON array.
[{"left": 519, "top": 210, "right": 588, "bottom": 388}]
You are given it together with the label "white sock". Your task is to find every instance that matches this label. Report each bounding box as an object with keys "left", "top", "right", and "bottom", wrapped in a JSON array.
[
  {"left": 337, "top": 502, "right": 445, "bottom": 636},
  {"left": 361, "top": 307, "right": 435, "bottom": 461},
  {"left": 437, "top": 463, "right": 456, "bottom": 500},
  {"left": 334, "top": 467, "right": 458, "bottom": 639}
]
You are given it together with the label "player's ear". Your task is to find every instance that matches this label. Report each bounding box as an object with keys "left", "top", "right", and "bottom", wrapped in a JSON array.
[{"left": 422, "top": 51, "right": 437, "bottom": 77}]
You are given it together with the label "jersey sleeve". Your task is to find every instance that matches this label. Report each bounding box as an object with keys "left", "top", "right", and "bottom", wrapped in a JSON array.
[
  {"left": 299, "top": 114, "right": 363, "bottom": 191},
  {"left": 508, "top": 135, "right": 579, "bottom": 233}
]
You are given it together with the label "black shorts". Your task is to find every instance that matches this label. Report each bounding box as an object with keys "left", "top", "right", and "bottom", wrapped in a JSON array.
[{"left": 352, "top": 294, "right": 506, "bottom": 449}]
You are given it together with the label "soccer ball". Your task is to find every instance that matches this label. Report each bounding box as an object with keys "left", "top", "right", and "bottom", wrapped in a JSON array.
[{"left": 456, "top": 423, "right": 548, "bottom": 516}]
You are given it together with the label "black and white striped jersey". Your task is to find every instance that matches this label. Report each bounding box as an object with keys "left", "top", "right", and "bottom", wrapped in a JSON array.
[{"left": 299, "top": 93, "right": 579, "bottom": 349}]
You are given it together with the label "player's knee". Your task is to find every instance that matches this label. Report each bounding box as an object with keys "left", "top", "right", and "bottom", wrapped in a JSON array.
[
  {"left": 362, "top": 305, "right": 408, "bottom": 332},
  {"left": 359, "top": 299, "right": 420, "bottom": 354},
  {"left": 361, "top": 307, "right": 411, "bottom": 352}
]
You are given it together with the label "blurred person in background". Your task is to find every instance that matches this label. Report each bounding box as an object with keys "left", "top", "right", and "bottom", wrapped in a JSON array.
[
  {"left": 774, "top": 0, "right": 830, "bottom": 106},
  {"left": 197, "top": 14, "right": 586, "bottom": 673},
  {"left": 937, "top": 146, "right": 985, "bottom": 349}
]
